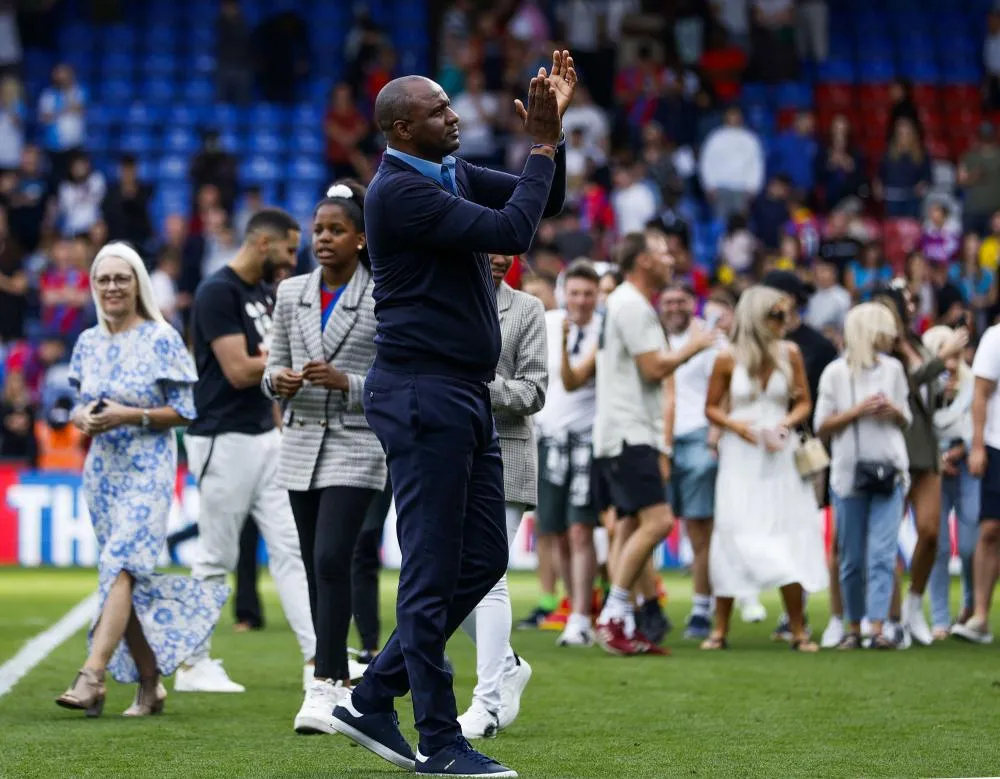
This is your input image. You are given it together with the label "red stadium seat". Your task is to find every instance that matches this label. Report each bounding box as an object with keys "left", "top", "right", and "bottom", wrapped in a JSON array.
[
  {"left": 911, "top": 84, "right": 940, "bottom": 110},
  {"left": 858, "top": 84, "right": 891, "bottom": 109},
  {"left": 815, "top": 83, "right": 854, "bottom": 109},
  {"left": 925, "top": 135, "right": 951, "bottom": 160},
  {"left": 776, "top": 107, "right": 797, "bottom": 131},
  {"left": 883, "top": 218, "right": 922, "bottom": 266},
  {"left": 941, "top": 84, "right": 980, "bottom": 109}
]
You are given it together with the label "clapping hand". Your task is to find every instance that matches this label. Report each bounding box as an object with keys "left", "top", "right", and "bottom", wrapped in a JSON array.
[
  {"left": 547, "top": 49, "right": 577, "bottom": 118},
  {"left": 938, "top": 327, "right": 970, "bottom": 359},
  {"left": 302, "top": 360, "right": 349, "bottom": 391},
  {"left": 514, "top": 72, "right": 561, "bottom": 146}
]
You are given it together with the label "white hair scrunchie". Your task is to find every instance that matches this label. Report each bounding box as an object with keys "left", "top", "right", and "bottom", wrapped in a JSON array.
[{"left": 326, "top": 184, "right": 354, "bottom": 199}]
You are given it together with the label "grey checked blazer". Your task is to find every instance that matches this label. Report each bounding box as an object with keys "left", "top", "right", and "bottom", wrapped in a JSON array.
[
  {"left": 263, "top": 266, "right": 387, "bottom": 493},
  {"left": 490, "top": 283, "right": 548, "bottom": 507}
]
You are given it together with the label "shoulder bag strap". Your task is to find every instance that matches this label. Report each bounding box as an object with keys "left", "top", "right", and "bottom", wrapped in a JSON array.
[{"left": 848, "top": 374, "right": 860, "bottom": 456}]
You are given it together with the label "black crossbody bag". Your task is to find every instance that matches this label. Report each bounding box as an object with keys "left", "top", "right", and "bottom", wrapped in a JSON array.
[{"left": 849, "top": 379, "right": 898, "bottom": 495}]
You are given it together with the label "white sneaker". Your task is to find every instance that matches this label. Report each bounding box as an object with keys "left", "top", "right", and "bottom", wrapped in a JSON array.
[
  {"left": 739, "top": 596, "right": 767, "bottom": 623},
  {"left": 348, "top": 657, "right": 368, "bottom": 683},
  {"left": 820, "top": 616, "right": 844, "bottom": 649},
  {"left": 294, "top": 678, "right": 348, "bottom": 734},
  {"left": 457, "top": 702, "right": 499, "bottom": 740},
  {"left": 174, "top": 658, "right": 245, "bottom": 693},
  {"left": 497, "top": 654, "right": 531, "bottom": 730},
  {"left": 951, "top": 617, "right": 995, "bottom": 645},
  {"left": 557, "top": 616, "right": 595, "bottom": 647},
  {"left": 902, "top": 593, "right": 933, "bottom": 646}
]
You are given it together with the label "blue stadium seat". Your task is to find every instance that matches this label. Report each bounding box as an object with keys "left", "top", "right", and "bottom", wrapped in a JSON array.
[
  {"left": 183, "top": 78, "right": 215, "bottom": 105},
  {"left": 250, "top": 103, "right": 288, "bottom": 128},
  {"left": 164, "top": 127, "right": 198, "bottom": 154},
  {"left": 744, "top": 104, "right": 775, "bottom": 136},
  {"left": 125, "top": 102, "right": 167, "bottom": 127},
  {"left": 141, "top": 77, "right": 176, "bottom": 104},
  {"left": 775, "top": 82, "right": 813, "bottom": 110},
  {"left": 167, "top": 103, "right": 207, "bottom": 128},
  {"left": 292, "top": 103, "right": 322, "bottom": 127},
  {"left": 209, "top": 103, "right": 247, "bottom": 129},
  {"left": 189, "top": 53, "right": 216, "bottom": 76},
  {"left": 857, "top": 58, "right": 896, "bottom": 83},
  {"left": 285, "top": 185, "right": 320, "bottom": 220},
  {"left": 740, "top": 83, "right": 769, "bottom": 107},
  {"left": 249, "top": 131, "right": 285, "bottom": 155},
  {"left": 158, "top": 155, "right": 190, "bottom": 181},
  {"left": 287, "top": 156, "right": 325, "bottom": 183},
  {"left": 289, "top": 129, "right": 324, "bottom": 156},
  {"left": 239, "top": 155, "right": 282, "bottom": 185},
  {"left": 101, "top": 79, "right": 135, "bottom": 104},
  {"left": 97, "top": 24, "right": 137, "bottom": 51},
  {"left": 217, "top": 130, "right": 245, "bottom": 155},
  {"left": 120, "top": 130, "right": 158, "bottom": 155},
  {"left": 100, "top": 51, "right": 134, "bottom": 75},
  {"left": 141, "top": 54, "right": 177, "bottom": 78},
  {"left": 85, "top": 128, "right": 110, "bottom": 155},
  {"left": 899, "top": 59, "right": 940, "bottom": 83}
]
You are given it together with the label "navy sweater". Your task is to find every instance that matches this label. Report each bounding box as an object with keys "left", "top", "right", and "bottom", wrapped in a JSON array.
[{"left": 365, "top": 149, "right": 565, "bottom": 382}]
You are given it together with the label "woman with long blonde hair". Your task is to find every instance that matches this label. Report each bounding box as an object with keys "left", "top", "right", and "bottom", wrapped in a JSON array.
[
  {"left": 815, "top": 303, "right": 912, "bottom": 649},
  {"left": 702, "top": 286, "right": 828, "bottom": 651},
  {"left": 922, "top": 325, "right": 981, "bottom": 638},
  {"left": 55, "top": 242, "right": 228, "bottom": 717}
]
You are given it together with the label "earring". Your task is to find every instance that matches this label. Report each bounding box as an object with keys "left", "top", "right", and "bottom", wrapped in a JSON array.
[{"left": 357, "top": 244, "right": 364, "bottom": 250}]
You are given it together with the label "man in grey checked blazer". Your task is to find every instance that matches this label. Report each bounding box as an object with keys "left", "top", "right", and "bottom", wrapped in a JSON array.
[{"left": 458, "top": 254, "right": 548, "bottom": 740}]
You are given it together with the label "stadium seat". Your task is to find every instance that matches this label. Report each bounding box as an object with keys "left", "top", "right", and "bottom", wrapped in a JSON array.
[
  {"left": 883, "top": 218, "right": 922, "bottom": 266},
  {"left": 167, "top": 103, "right": 207, "bottom": 128},
  {"left": 249, "top": 131, "right": 285, "bottom": 155},
  {"left": 210, "top": 103, "right": 247, "bottom": 129},
  {"left": 164, "top": 127, "right": 198, "bottom": 154},
  {"left": 125, "top": 102, "right": 166, "bottom": 127},
  {"left": 292, "top": 103, "right": 323, "bottom": 126},
  {"left": 100, "top": 79, "right": 134, "bottom": 104},
  {"left": 239, "top": 155, "right": 282, "bottom": 185},
  {"left": 158, "top": 155, "right": 190, "bottom": 181},
  {"left": 143, "top": 78, "right": 176, "bottom": 104},
  {"left": 217, "top": 130, "right": 245, "bottom": 155},
  {"left": 183, "top": 78, "right": 215, "bottom": 105},
  {"left": 120, "top": 130, "right": 158, "bottom": 155},
  {"left": 250, "top": 103, "right": 288, "bottom": 128},
  {"left": 289, "top": 129, "right": 324, "bottom": 156}
]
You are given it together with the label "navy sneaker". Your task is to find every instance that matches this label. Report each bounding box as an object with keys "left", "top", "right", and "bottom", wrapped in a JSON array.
[
  {"left": 636, "top": 600, "right": 671, "bottom": 644},
  {"left": 331, "top": 694, "right": 416, "bottom": 771},
  {"left": 683, "top": 613, "right": 712, "bottom": 640},
  {"left": 416, "top": 737, "right": 517, "bottom": 777}
]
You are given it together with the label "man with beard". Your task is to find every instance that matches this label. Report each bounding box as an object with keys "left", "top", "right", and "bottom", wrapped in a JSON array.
[{"left": 177, "top": 209, "right": 316, "bottom": 693}]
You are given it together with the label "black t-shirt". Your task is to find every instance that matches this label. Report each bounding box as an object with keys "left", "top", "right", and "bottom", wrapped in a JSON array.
[
  {"left": 787, "top": 322, "right": 839, "bottom": 427},
  {"left": 188, "top": 267, "right": 275, "bottom": 436}
]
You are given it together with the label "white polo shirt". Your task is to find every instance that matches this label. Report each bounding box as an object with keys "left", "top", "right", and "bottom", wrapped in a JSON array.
[
  {"left": 593, "top": 281, "right": 668, "bottom": 458},
  {"left": 534, "top": 309, "right": 601, "bottom": 438},
  {"left": 972, "top": 324, "right": 1000, "bottom": 450}
]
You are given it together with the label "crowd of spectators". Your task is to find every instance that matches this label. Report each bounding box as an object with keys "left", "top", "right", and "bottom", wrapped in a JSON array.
[{"left": 2, "top": 0, "right": 1000, "bottom": 468}]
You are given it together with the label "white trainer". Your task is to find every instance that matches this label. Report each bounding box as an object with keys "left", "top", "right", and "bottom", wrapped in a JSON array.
[
  {"left": 458, "top": 702, "right": 500, "bottom": 740},
  {"left": 557, "top": 621, "right": 596, "bottom": 647},
  {"left": 174, "top": 658, "right": 245, "bottom": 693},
  {"left": 820, "top": 616, "right": 844, "bottom": 649},
  {"left": 951, "top": 617, "right": 994, "bottom": 645},
  {"left": 294, "top": 678, "right": 348, "bottom": 734},
  {"left": 902, "top": 593, "right": 933, "bottom": 646},
  {"left": 497, "top": 654, "right": 531, "bottom": 731}
]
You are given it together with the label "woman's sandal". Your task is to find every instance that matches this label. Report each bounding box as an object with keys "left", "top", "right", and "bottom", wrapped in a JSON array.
[
  {"left": 700, "top": 635, "right": 729, "bottom": 650},
  {"left": 837, "top": 632, "right": 862, "bottom": 650},
  {"left": 123, "top": 672, "right": 167, "bottom": 716},
  {"left": 55, "top": 668, "right": 106, "bottom": 717},
  {"left": 790, "top": 637, "right": 820, "bottom": 653}
]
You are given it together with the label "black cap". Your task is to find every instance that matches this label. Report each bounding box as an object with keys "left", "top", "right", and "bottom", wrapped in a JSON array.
[{"left": 761, "top": 270, "right": 814, "bottom": 307}]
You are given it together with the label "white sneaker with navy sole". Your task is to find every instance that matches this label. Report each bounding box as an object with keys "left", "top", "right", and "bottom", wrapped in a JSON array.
[
  {"left": 458, "top": 702, "right": 499, "bottom": 740},
  {"left": 416, "top": 737, "right": 517, "bottom": 777}
]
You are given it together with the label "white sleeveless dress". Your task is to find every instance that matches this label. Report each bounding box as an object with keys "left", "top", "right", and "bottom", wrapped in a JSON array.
[{"left": 710, "top": 360, "right": 829, "bottom": 598}]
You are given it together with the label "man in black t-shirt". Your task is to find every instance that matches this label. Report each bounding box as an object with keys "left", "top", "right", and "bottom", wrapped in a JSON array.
[
  {"left": 817, "top": 209, "right": 861, "bottom": 286},
  {"left": 175, "top": 209, "right": 316, "bottom": 694}
]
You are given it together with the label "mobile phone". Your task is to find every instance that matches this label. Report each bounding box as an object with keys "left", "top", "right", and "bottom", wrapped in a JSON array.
[{"left": 93, "top": 397, "right": 107, "bottom": 413}]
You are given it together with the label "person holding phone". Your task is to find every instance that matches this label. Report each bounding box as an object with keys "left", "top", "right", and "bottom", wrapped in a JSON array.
[{"left": 56, "top": 242, "right": 228, "bottom": 718}]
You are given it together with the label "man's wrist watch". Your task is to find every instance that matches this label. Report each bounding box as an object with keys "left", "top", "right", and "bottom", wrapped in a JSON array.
[
  {"left": 663, "top": 445, "right": 674, "bottom": 459},
  {"left": 140, "top": 410, "right": 151, "bottom": 429}
]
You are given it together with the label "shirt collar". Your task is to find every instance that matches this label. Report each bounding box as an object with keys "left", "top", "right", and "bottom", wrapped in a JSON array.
[{"left": 386, "top": 147, "right": 457, "bottom": 182}]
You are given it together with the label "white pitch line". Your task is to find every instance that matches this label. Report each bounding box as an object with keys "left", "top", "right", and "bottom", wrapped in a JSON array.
[{"left": 0, "top": 593, "right": 98, "bottom": 697}]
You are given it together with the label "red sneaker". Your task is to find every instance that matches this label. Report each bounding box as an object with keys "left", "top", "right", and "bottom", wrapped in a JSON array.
[
  {"left": 632, "top": 630, "right": 672, "bottom": 656},
  {"left": 596, "top": 619, "right": 643, "bottom": 655}
]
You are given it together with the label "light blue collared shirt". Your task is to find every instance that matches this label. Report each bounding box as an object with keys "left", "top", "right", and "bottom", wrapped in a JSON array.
[{"left": 385, "top": 147, "right": 457, "bottom": 191}]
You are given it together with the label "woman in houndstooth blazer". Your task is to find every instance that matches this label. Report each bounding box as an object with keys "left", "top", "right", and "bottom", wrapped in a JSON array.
[
  {"left": 458, "top": 253, "right": 548, "bottom": 739},
  {"left": 262, "top": 181, "right": 386, "bottom": 733}
]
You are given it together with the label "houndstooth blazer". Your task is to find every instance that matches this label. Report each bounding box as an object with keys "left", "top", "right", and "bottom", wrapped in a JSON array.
[
  {"left": 490, "top": 282, "right": 548, "bottom": 507},
  {"left": 263, "top": 265, "right": 387, "bottom": 493}
]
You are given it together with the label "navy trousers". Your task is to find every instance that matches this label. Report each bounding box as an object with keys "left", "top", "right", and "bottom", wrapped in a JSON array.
[{"left": 352, "top": 367, "right": 508, "bottom": 754}]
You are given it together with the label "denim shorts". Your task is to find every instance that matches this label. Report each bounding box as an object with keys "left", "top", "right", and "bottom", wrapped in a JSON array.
[{"left": 666, "top": 427, "right": 718, "bottom": 519}]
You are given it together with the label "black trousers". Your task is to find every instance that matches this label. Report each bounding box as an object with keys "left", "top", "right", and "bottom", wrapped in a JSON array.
[
  {"left": 289, "top": 485, "right": 377, "bottom": 680},
  {"left": 234, "top": 519, "right": 264, "bottom": 628},
  {"left": 353, "top": 478, "right": 392, "bottom": 651}
]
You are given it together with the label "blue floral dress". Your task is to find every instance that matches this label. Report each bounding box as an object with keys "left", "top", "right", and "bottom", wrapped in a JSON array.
[{"left": 69, "top": 320, "right": 229, "bottom": 683}]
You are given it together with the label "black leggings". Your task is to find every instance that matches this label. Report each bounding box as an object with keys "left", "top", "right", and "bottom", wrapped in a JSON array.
[
  {"left": 352, "top": 479, "right": 392, "bottom": 651},
  {"left": 289, "top": 485, "right": 377, "bottom": 680}
]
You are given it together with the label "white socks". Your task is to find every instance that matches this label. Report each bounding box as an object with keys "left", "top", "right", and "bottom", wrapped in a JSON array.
[{"left": 692, "top": 593, "right": 712, "bottom": 619}]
